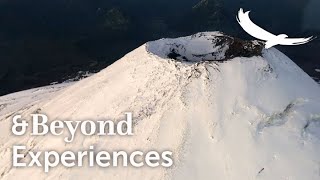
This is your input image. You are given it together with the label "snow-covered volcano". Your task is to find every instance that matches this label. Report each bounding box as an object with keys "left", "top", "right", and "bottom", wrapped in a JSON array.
[{"left": 0, "top": 32, "right": 320, "bottom": 180}]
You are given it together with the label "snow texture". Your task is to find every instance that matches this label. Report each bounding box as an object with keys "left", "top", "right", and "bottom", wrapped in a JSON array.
[{"left": 0, "top": 32, "right": 320, "bottom": 180}]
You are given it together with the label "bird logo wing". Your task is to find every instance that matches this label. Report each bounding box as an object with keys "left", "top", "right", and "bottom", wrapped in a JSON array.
[
  {"left": 279, "top": 36, "right": 315, "bottom": 46},
  {"left": 237, "top": 8, "right": 316, "bottom": 48},
  {"left": 236, "top": 8, "right": 276, "bottom": 41}
]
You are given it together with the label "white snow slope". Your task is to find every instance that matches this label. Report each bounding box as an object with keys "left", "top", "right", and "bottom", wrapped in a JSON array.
[{"left": 0, "top": 32, "right": 320, "bottom": 180}]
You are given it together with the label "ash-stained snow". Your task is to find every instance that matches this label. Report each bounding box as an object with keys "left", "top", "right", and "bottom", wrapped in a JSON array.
[
  {"left": 147, "top": 32, "right": 229, "bottom": 61},
  {"left": 146, "top": 32, "right": 263, "bottom": 62},
  {"left": 0, "top": 32, "right": 320, "bottom": 180}
]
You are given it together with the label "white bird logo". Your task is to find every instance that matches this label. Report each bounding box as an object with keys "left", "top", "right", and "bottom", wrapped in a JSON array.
[{"left": 236, "top": 8, "right": 315, "bottom": 49}]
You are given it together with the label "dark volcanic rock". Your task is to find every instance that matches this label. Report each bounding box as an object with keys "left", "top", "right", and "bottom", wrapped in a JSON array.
[{"left": 224, "top": 36, "right": 264, "bottom": 59}]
